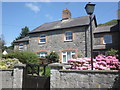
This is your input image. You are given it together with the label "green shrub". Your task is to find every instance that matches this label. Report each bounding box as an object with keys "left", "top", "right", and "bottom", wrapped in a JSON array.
[
  {"left": 77, "top": 52, "right": 83, "bottom": 58},
  {"left": 46, "top": 51, "right": 59, "bottom": 63},
  {"left": 106, "top": 49, "right": 119, "bottom": 58},
  {"left": 72, "top": 55, "right": 77, "bottom": 59},
  {"left": 2, "top": 51, "right": 39, "bottom": 64},
  {"left": 38, "top": 57, "right": 48, "bottom": 64},
  {"left": 40, "top": 66, "right": 50, "bottom": 76}
]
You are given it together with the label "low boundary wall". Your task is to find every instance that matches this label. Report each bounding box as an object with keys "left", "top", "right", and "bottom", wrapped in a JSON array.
[
  {"left": 0, "top": 64, "right": 25, "bottom": 89},
  {"left": 49, "top": 63, "right": 120, "bottom": 89}
]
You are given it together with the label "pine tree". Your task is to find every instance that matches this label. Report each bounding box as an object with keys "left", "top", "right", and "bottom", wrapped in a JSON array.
[{"left": 11, "top": 26, "right": 30, "bottom": 49}]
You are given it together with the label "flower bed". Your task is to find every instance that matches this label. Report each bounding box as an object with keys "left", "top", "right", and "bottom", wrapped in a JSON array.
[
  {"left": 67, "top": 55, "right": 120, "bottom": 70},
  {"left": 0, "top": 58, "right": 22, "bottom": 69}
]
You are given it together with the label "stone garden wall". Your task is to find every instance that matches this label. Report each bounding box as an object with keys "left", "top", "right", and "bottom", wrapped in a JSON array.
[
  {"left": 0, "top": 69, "right": 14, "bottom": 88},
  {"left": 1, "top": 63, "right": 120, "bottom": 89},
  {"left": 0, "top": 64, "right": 25, "bottom": 89},
  {"left": 49, "top": 63, "right": 120, "bottom": 89}
]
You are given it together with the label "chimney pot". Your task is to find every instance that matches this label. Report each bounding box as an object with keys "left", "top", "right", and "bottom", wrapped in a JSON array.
[{"left": 62, "top": 8, "right": 71, "bottom": 20}]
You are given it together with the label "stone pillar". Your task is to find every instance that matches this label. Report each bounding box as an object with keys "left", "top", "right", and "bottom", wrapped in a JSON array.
[
  {"left": 13, "top": 64, "right": 26, "bottom": 88},
  {"left": 48, "top": 63, "right": 63, "bottom": 88}
]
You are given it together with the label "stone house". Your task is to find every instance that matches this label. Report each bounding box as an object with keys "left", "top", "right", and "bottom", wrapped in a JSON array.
[
  {"left": 14, "top": 9, "right": 97, "bottom": 63},
  {"left": 14, "top": 36, "right": 29, "bottom": 51},
  {"left": 14, "top": 8, "right": 120, "bottom": 63},
  {"left": 93, "top": 4, "right": 120, "bottom": 56},
  {"left": 93, "top": 23, "right": 120, "bottom": 56}
]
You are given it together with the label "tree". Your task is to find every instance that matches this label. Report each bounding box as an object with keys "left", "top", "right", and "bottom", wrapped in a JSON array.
[
  {"left": 0, "top": 34, "right": 6, "bottom": 52},
  {"left": 16, "top": 26, "right": 29, "bottom": 40},
  {"left": 11, "top": 26, "right": 29, "bottom": 49},
  {"left": 98, "top": 20, "right": 117, "bottom": 26}
]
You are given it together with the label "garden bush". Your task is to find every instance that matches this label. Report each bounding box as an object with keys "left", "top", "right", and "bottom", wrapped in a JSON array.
[
  {"left": 2, "top": 51, "right": 39, "bottom": 64},
  {"left": 46, "top": 51, "right": 59, "bottom": 63},
  {"left": 40, "top": 66, "right": 50, "bottom": 76},
  {"left": 106, "top": 49, "right": 119, "bottom": 58},
  {"left": 77, "top": 52, "right": 83, "bottom": 58},
  {"left": 67, "top": 55, "right": 120, "bottom": 70},
  {"left": 38, "top": 57, "right": 48, "bottom": 64}
]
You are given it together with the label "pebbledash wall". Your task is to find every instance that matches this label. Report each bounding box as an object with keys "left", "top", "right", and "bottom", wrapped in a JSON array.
[
  {"left": 0, "top": 64, "right": 25, "bottom": 89},
  {"left": 49, "top": 63, "right": 120, "bottom": 89}
]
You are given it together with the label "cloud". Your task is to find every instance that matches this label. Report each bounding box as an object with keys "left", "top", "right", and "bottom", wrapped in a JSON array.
[
  {"left": 45, "top": 14, "right": 54, "bottom": 20},
  {"left": 25, "top": 3, "right": 40, "bottom": 13}
]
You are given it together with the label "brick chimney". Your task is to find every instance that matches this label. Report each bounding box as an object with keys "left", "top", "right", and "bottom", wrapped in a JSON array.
[{"left": 62, "top": 8, "right": 71, "bottom": 20}]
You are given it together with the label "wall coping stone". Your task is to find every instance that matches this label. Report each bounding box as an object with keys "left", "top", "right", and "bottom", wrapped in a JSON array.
[
  {"left": 48, "top": 63, "right": 120, "bottom": 73},
  {"left": 14, "top": 64, "right": 26, "bottom": 69},
  {"left": 48, "top": 63, "right": 63, "bottom": 70},
  {"left": 59, "top": 70, "right": 120, "bottom": 73},
  {"left": 0, "top": 69, "right": 13, "bottom": 71}
]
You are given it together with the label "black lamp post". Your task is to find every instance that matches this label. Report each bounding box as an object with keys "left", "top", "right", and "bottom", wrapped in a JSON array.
[{"left": 85, "top": 2, "right": 95, "bottom": 70}]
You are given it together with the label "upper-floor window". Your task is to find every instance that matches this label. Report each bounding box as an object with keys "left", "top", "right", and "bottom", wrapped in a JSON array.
[
  {"left": 19, "top": 43, "right": 24, "bottom": 51},
  {"left": 40, "top": 34, "right": 46, "bottom": 43},
  {"left": 62, "top": 51, "right": 75, "bottom": 63},
  {"left": 65, "top": 31, "right": 73, "bottom": 41},
  {"left": 103, "top": 35, "right": 112, "bottom": 44}
]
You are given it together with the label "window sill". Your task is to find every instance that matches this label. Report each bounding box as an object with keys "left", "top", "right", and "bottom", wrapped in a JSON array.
[
  {"left": 64, "top": 40, "right": 73, "bottom": 42},
  {"left": 103, "top": 43, "right": 112, "bottom": 45},
  {"left": 62, "top": 62, "right": 68, "bottom": 64},
  {"left": 39, "top": 42, "right": 46, "bottom": 44}
]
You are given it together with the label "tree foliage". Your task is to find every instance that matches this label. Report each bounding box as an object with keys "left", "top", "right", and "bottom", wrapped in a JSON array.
[
  {"left": 11, "top": 26, "right": 29, "bottom": 49},
  {"left": 0, "top": 34, "right": 6, "bottom": 52},
  {"left": 16, "top": 26, "right": 29, "bottom": 40},
  {"left": 98, "top": 20, "right": 117, "bottom": 26},
  {"left": 46, "top": 51, "right": 59, "bottom": 63}
]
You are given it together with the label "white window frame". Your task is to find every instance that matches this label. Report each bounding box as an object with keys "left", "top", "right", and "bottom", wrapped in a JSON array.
[
  {"left": 64, "top": 31, "right": 73, "bottom": 41},
  {"left": 39, "top": 52, "right": 47, "bottom": 57},
  {"left": 103, "top": 35, "right": 112, "bottom": 44},
  {"left": 62, "top": 51, "right": 75, "bottom": 63},
  {"left": 24, "top": 44, "right": 27, "bottom": 50},
  {"left": 19, "top": 43, "right": 24, "bottom": 51},
  {"left": 40, "top": 34, "right": 46, "bottom": 43}
]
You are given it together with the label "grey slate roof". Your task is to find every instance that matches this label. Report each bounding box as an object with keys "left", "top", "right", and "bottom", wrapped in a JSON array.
[
  {"left": 29, "top": 15, "right": 96, "bottom": 34},
  {"left": 14, "top": 36, "right": 29, "bottom": 43},
  {"left": 94, "top": 24, "right": 119, "bottom": 34}
]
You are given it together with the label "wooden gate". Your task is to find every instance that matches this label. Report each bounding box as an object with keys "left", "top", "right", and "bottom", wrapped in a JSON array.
[{"left": 22, "top": 64, "right": 50, "bottom": 89}]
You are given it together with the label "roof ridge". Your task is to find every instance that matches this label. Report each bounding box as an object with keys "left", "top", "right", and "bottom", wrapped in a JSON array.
[{"left": 29, "top": 15, "right": 94, "bottom": 34}]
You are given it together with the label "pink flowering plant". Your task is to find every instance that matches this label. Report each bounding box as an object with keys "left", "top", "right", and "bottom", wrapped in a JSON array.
[{"left": 67, "top": 55, "right": 120, "bottom": 70}]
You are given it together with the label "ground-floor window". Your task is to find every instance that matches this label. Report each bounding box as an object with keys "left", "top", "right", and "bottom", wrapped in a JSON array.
[
  {"left": 37, "top": 52, "right": 47, "bottom": 57},
  {"left": 19, "top": 43, "right": 24, "bottom": 51},
  {"left": 62, "top": 51, "right": 75, "bottom": 63}
]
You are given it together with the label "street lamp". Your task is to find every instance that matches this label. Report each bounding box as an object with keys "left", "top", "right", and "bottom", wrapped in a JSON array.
[{"left": 85, "top": 2, "right": 95, "bottom": 70}]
